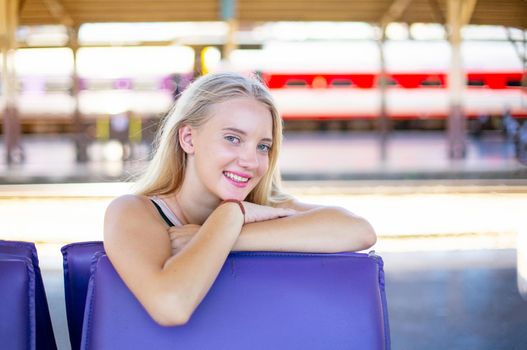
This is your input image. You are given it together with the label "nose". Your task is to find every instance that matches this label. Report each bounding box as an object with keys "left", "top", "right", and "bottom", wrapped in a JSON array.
[{"left": 237, "top": 145, "right": 259, "bottom": 169}]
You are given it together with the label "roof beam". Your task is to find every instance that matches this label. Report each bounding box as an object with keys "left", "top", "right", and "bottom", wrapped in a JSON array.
[
  {"left": 461, "top": 0, "right": 478, "bottom": 26},
  {"left": 18, "top": 0, "right": 26, "bottom": 15},
  {"left": 41, "top": 0, "right": 74, "bottom": 27},
  {"left": 380, "top": 0, "right": 415, "bottom": 28},
  {"left": 427, "top": 0, "right": 446, "bottom": 24}
]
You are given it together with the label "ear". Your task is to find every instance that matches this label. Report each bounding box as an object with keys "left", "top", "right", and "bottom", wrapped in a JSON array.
[{"left": 178, "top": 125, "right": 195, "bottom": 154}]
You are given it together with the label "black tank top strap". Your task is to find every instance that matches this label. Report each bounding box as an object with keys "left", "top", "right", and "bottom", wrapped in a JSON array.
[{"left": 150, "top": 199, "right": 176, "bottom": 227}]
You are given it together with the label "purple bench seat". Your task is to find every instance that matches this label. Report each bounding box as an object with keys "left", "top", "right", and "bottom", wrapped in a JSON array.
[
  {"left": 62, "top": 241, "right": 390, "bottom": 350},
  {"left": 0, "top": 240, "right": 57, "bottom": 350},
  {"left": 61, "top": 241, "right": 104, "bottom": 350}
]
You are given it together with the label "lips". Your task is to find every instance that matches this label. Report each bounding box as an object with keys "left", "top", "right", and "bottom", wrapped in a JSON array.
[{"left": 223, "top": 171, "right": 251, "bottom": 188}]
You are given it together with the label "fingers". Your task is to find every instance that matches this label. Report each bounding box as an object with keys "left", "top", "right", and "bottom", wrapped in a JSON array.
[
  {"left": 168, "top": 224, "right": 200, "bottom": 256},
  {"left": 277, "top": 208, "right": 298, "bottom": 217},
  {"left": 169, "top": 234, "right": 192, "bottom": 256},
  {"left": 242, "top": 203, "right": 299, "bottom": 223},
  {"left": 168, "top": 224, "right": 200, "bottom": 237},
  {"left": 263, "top": 208, "right": 297, "bottom": 220}
]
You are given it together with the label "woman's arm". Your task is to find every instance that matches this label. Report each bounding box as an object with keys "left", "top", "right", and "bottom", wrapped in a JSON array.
[
  {"left": 104, "top": 195, "right": 244, "bottom": 326},
  {"left": 233, "top": 198, "right": 376, "bottom": 253},
  {"left": 169, "top": 199, "right": 377, "bottom": 254}
]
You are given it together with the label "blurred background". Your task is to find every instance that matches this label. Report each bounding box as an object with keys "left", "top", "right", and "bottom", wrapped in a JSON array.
[{"left": 1, "top": 0, "right": 527, "bottom": 349}]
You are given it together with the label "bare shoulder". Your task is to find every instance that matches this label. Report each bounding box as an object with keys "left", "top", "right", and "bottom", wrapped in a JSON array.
[
  {"left": 105, "top": 194, "right": 164, "bottom": 226},
  {"left": 106, "top": 194, "right": 151, "bottom": 216},
  {"left": 104, "top": 194, "right": 168, "bottom": 253}
]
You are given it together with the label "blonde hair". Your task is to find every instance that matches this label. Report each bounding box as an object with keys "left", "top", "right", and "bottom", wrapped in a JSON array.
[{"left": 133, "top": 72, "right": 290, "bottom": 205}]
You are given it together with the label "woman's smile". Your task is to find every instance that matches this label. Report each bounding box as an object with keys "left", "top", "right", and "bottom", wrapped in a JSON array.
[{"left": 223, "top": 170, "right": 251, "bottom": 188}]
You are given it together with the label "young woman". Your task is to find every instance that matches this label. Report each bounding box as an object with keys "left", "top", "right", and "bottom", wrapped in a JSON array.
[{"left": 104, "top": 72, "right": 376, "bottom": 326}]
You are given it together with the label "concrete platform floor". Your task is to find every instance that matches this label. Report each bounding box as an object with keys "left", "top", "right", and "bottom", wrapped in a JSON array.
[
  {"left": 1, "top": 130, "right": 526, "bottom": 183},
  {"left": 384, "top": 249, "right": 527, "bottom": 350}
]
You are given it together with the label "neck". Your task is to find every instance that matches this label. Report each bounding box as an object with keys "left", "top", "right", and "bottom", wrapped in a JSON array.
[{"left": 170, "top": 180, "right": 221, "bottom": 225}]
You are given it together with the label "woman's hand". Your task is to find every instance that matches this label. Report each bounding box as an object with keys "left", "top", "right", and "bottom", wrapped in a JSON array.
[
  {"left": 168, "top": 203, "right": 297, "bottom": 255},
  {"left": 242, "top": 201, "right": 298, "bottom": 224},
  {"left": 168, "top": 224, "right": 201, "bottom": 255}
]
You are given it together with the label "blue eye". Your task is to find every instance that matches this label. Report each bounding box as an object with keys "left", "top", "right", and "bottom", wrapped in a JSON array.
[
  {"left": 225, "top": 135, "right": 240, "bottom": 144},
  {"left": 258, "top": 144, "right": 271, "bottom": 153}
]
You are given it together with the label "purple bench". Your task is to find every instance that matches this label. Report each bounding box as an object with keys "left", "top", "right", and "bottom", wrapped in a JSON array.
[
  {"left": 61, "top": 241, "right": 104, "bottom": 350},
  {"left": 0, "top": 240, "right": 57, "bottom": 350},
  {"left": 62, "top": 242, "right": 390, "bottom": 349}
]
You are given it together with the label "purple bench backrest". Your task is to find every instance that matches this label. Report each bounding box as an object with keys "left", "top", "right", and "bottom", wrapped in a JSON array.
[
  {"left": 80, "top": 251, "right": 390, "bottom": 350},
  {"left": 0, "top": 254, "right": 35, "bottom": 350},
  {"left": 0, "top": 240, "right": 57, "bottom": 350},
  {"left": 61, "top": 241, "right": 105, "bottom": 350}
]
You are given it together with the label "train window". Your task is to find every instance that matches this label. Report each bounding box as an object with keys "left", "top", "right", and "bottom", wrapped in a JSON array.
[
  {"left": 375, "top": 78, "right": 397, "bottom": 87},
  {"left": 285, "top": 79, "right": 308, "bottom": 88},
  {"left": 467, "top": 79, "right": 485, "bottom": 86},
  {"left": 506, "top": 79, "right": 522, "bottom": 87},
  {"left": 133, "top": 79, "right": 158, "bottom": 91},
  {"left": 330, "top": 79, "right": 353, "bottom": 87},
  {"left": 421, "top": 79, "right": 442, "bottom": 87},
  {"left": 84, "top": 79, "right": 114, "bottom": 90},
  {"left": 45, "top": 77, "right": 73, "bottom": 92}
]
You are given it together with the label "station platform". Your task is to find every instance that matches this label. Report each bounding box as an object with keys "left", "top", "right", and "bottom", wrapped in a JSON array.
[
  {"left": 0, "top": 130, "right": 526, "bottom": 184},
  {"left": 1, "top": 130, "right": 527, "bottom": 349}
]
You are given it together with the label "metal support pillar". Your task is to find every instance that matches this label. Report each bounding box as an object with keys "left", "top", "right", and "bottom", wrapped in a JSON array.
[
  {"left": 506, "top": 27, "right": 527, "bottom": 77},
  {"left": 378, "top": 27, "right": 390, "bottom": 162},
  {"left": 193, "top": 45, "right": 204, "bottom": 77},
  {"left": 68, "top": 26, "right": 88, "bottom": 162},
  {"left": 221, "top": 0, "right": 237, "bottom": 62},
  {"left": 447, "top": 0, "right": 467, "bottom": 159},
  {"left": 377, "top": 0, "right": 414, "bottom": 162},
  {"left": 1, "top": 0, "right": 24, "bottom": 164},
  {"left": 223, "top": 19, "right": 238, "bottom": 62}
]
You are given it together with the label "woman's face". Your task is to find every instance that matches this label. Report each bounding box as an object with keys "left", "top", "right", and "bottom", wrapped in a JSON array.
[{"left": 187, "top": 97, "right": 273, "bottom": 201}]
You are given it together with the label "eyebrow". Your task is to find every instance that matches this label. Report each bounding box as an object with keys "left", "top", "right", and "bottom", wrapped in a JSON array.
[{"left": 222, "top": 127, "right": 273, "bottom": 143}]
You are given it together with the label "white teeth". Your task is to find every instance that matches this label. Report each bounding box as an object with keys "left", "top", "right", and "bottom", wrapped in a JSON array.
[{"left": 224, "top": 172, "right": 249, "bottom": 183}]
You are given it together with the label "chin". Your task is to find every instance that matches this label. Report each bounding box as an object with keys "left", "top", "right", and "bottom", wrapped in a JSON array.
[
  {"left": 219, "top": 187, "right": 252, "bottom": 202},
  {"left": 217, "top": 180, "right": 256, "bottom": 201},
  {"left": 221, "top": 192, "right": 248, "bottom": 202}
]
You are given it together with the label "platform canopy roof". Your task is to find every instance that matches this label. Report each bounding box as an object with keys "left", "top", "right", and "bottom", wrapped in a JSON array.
[{"left": 18, "top": 0, "right": 527, "bottom": 29}]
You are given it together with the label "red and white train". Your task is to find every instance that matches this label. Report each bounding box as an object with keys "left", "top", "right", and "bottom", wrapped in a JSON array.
[
  {"left": 1, "top": 40, "right": 525, "bottom": 133},
  {"left": 225, "top": 40, "right": 526, "bottom": 123}
]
